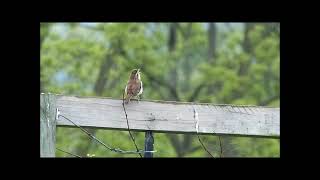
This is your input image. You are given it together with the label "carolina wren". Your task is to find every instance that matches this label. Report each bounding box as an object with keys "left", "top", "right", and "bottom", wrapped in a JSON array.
[{"left": 125, "top": 69, "right": 143, "bottom": 103}]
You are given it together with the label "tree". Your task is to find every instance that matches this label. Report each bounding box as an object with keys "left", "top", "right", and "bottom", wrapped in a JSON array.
[
  {"left": 41, "top": 22, "right": 279, "bottom": 157},
  {"left": 208, "top": 22, "right": 217, "bottom": 62}
]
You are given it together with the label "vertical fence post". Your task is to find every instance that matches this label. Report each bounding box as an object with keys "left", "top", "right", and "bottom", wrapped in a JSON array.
[
  {"left": 40, "top": 93, "right": 57, "bottom": 157},
  {"left": 144, "top": 131, "right": 154, "bottom": 158}
]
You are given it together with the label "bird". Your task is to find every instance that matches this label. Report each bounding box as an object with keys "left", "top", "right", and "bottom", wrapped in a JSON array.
[{"left": 124, "top": 69, "right": 143, "bottom": 104}]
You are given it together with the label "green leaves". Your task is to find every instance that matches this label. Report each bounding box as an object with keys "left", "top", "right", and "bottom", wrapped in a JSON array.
[{"left": 41, "top": 23, "right": 279, "bottom": 157}]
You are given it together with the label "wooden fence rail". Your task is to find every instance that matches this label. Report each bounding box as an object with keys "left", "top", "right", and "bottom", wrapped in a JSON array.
[{"left": 40, "top": 93, "right": 280, "bottom": 157}]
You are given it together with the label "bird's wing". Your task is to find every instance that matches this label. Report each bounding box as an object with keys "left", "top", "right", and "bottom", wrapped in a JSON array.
[{"left": 138, "top": 81, "right": 143, "bottom": 95}]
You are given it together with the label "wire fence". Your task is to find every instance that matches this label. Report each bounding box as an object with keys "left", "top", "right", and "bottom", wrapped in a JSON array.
[
  {"left": 41, "top": 94, "right": 279, "bottom": 158},
  {"left": 56, "top": 104, "right": 222, "bottom": 158}
]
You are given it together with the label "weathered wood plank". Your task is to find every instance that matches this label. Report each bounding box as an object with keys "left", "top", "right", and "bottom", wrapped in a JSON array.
[
  {"left": 55, "top": 95, "right": 280, "bottom": 138},
  {"left": 40, "top": 93, "right": 57, "bottom": 157}
]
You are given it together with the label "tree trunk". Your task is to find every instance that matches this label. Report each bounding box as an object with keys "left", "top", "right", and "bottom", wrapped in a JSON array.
[
  {"left": 239, "top": 23, "right": 254, "bottom": 76},
  {"left": 262, "top": 23, "right": 279, "bottom": 38},
  {"left": 93, "top": 54, "right": 114, "bottom": 95},
  {"left": 167, "top": 134, "right": 183, "bottom": 157},
  {"left": 74, "top": 53, "right": 115, "bottom": 156},
  {"left": 74, "top": 38, "right": 125, "bottom": 156},
  {"left": 167, "top": 23, "right": 178, "bottom": 100},
  {"left": 207, "top": 23, "right": 218, "bottom": 94},
  {"left": 220, "top": 23, "right": 256, "bottom": 157},
  {"left": 181, "top": 23, "right": 193, "bottom": 93},
  {"left": 219, "top": 136, "right": 238, "bottom": 157},
  {"left": 166, "top": 23, "right": 197, "bottom": 157},
  {"left": 168, "top": 23, "right": 178, "bottom": 52},
  {"left": 208, "top": 23, "right": 217, "bottom": 63},
  {"left": 167, "top": 23, "right": 185, "bottom": 157}
]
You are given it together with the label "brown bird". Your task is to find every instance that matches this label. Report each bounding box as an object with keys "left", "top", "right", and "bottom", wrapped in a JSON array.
[{"left": 125, "top": 69, "right": 143, "bottom": 104}]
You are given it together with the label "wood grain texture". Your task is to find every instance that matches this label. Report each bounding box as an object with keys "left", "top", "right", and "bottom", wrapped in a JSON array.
[
  {"left": 55, "top": 95, "right": 280, "bottom": 138},
  {"left": 40, "top": 93, "right": 56, "bottom": 157}
]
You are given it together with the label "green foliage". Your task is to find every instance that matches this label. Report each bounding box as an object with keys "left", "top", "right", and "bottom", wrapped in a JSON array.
[
  {"left": 233, "top": 137, "right": 280, "bottom": 157},
  {"left": 41, "top": 23, "right": 279, "bottom": 157}
]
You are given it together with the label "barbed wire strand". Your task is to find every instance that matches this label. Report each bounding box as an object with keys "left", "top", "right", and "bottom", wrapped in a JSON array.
[
  {"left": 58, "top": 114, "right": 154, "bottom": 154},
  {"left": 210, "top": 129, "right": 224, "bottom": 157},
  {"left": 192, "top": 105, "right": 215, "bottom": 158},
  {"left": 56, "top": 147, "right": 82, "bottom": 158},
  {"left": 197, "top": 135, "right": 215, "bottom": 158},
  {"left": 122, "top": 91, "right": 143, "bottom": 158}
]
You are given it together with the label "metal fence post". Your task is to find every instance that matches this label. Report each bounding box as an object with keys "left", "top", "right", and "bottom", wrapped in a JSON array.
[{"left": 144, "top": 131, "right": 154, "bottom": 158}]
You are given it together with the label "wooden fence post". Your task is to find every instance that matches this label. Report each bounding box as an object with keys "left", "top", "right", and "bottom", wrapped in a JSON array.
[
  {"left": 144, "top": 131, "right": 154, "bottom": 158},
  {"left": 40, "top": 93, "right": 57, "bottom": 157}
]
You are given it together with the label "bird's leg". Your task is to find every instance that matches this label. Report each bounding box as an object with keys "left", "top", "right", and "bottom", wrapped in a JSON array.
[
  {"left": 125, "top": 94, "right": 132, "bottom": 104},
  {"left": 137, "top": 95, "right": 140, "bottom": 103}
]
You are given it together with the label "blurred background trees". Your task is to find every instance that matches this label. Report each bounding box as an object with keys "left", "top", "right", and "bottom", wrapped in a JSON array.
[{"left": 40, "top": 22, "right": 279, "bottom": 157}]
